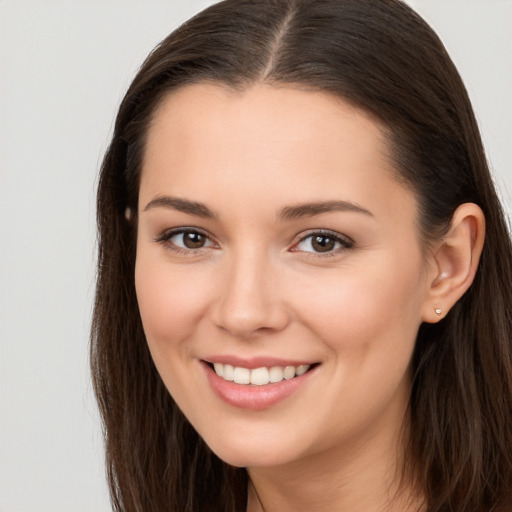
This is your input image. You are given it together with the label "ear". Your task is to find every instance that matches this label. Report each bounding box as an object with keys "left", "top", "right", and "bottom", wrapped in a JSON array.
[{"left": 422, "top": 203, "right": 485, "bottom": 323}]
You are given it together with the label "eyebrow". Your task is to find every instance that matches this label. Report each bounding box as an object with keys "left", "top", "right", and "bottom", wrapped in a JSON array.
[
  {"left": 143, "top": 196, "right": 372, "bottom": 221},
  {"left": 278, "top": 200, "right": 373, "bottom": 221},
  {"left": 143, "top": 196, "right": 217, "bottom": 219}
]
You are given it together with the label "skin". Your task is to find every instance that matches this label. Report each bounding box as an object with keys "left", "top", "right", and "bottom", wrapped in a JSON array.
[{"left": 134, "top": 83, "right": 484, "bottom": 511}]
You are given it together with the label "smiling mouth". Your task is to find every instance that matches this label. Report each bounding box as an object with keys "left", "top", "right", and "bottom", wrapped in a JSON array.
[{"left": 206, "top": 362, "right": 317, "bottom": 386}]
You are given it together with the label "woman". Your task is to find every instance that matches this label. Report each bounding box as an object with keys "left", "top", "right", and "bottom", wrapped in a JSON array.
[{"left": 91, "top": 0, "right": 512, "bottom": 510}]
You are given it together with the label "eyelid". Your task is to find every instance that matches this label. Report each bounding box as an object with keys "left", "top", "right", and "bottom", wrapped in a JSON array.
[
  {"left": 290, "top": 229, "right": 354, "bottom": 255},
  {"left": 154, "top": 226, "right": 353, "bottom": 257},
  {"left": 154, "top": 226, "right": 218, "bottom": 253},
  {"left": 155, "top": 226, "right": 211, "bottom": 241}
]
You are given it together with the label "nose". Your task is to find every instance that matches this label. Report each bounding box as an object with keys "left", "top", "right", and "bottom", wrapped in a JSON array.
[{"left": 210, "top": 249, "right": 290, "bottom": 339}]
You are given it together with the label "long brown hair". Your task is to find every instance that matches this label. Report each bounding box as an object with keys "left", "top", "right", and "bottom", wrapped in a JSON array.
[{"left": 91, "top": 1, "right": 512, "bottom": 510}]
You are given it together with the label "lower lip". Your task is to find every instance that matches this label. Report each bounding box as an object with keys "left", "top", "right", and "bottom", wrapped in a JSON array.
[{"left": 202, "top": 362, "right": 317, "bottom": 410}]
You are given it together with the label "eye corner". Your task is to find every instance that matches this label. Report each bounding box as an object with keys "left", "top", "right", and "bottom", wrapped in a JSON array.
[
  {"left": 290, "top": 229, "right": 354, "bottom": 256},
  {"left": 154, "top": 226, "right": 218, "bottom": 255}
]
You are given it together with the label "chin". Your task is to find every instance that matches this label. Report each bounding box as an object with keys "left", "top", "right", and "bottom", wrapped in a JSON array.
[{"left": 204, "top": 434, "right": 297, "bottom": 469}]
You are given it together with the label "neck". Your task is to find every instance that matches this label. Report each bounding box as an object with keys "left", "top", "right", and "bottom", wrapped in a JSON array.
[{"left": 246, "top": 407, "right": 424, "bottom": 512}]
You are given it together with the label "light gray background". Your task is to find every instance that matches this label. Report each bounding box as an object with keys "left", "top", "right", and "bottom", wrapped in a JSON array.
[{"left": 0, "top": 1, "right": 510, "bottom": 511}]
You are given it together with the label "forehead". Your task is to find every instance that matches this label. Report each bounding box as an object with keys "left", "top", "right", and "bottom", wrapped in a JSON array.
[
  {"left": 145, "top": 83, "right": 389, "bottom": 163},
  {"left": 140, "top": 83, "right": 416, "bottom": 227}
]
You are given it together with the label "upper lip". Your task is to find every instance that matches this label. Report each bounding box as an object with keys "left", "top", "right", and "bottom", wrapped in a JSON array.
[{"left": 202, "top": 355, "right": 317, "bottom": 369}]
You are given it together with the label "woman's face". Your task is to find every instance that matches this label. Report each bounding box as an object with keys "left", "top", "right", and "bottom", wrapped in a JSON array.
[{"left": 135, "top": 83, "right": 434, "bottom": 469}]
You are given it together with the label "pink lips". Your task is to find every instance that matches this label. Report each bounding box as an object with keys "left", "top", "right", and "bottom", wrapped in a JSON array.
[{"left": 201, "top": 357, "right": 317, "bottom": 411}]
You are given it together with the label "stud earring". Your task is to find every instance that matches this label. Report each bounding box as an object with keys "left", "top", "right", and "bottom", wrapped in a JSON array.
[{"left": 435, "top": 308, "right": 442, "bottom": 316}]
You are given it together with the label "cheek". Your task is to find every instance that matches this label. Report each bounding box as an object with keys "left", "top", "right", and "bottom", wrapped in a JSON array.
[
  {"left": 134, "top": 255, "right": 218, "bottom": 412},
  {"left": 294, "top": 254, "right": 426, "bottom": 355},
  {"left": 289, "top": 258, "right": 425, "bottom": 442},
  {"left": 134, "top": 255, "right": 212, "bottom": 346}
]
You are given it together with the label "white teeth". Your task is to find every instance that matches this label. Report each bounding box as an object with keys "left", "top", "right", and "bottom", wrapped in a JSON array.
[
  {"left": 283, "top": 366, "right": 296, "bottom": 380},
  {"left": 223, "top": 364, "right": 234, "bottom": 381},
  {"left": 250, "top": 367, "right": 270, "bottom": 386},
  {"left": 296, "top": 364, "right": 309, "bottom": 376},
  {"left": 233, "top": 367, "right": 251, "bottom": 384},
  {"left": 269, "top": 366, "right": 283, "bottom": 383},
  {"left": 213, "top": 362, "right": 224, "bottom": 377},
  {"left": 212, "top": 363, "right": 311, "bottom": 385}
]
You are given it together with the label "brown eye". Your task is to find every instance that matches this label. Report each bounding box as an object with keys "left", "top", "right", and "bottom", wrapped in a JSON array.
[
  {"left": 158, "top": 229, "right": 215, "bottom": 252},
  {"left": 294, "top": 231, "right": 353, "bottom": 255},
  {"left": 311, "top": 235, "right": 336, "bottom": 253},
  {"left": 182, "top": 232, "right": 207, "bottom": 249}
]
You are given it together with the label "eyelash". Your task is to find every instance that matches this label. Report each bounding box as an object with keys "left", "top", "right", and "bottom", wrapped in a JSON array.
[
  {"left": 154, "top": 227, "right": 216, "bottom": 256},
  {"left": 155, "top": 228, "right": 354, "bottom": 257},
  {"left": 292, "top": 230, "right": 354, "bottom": 257}
]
